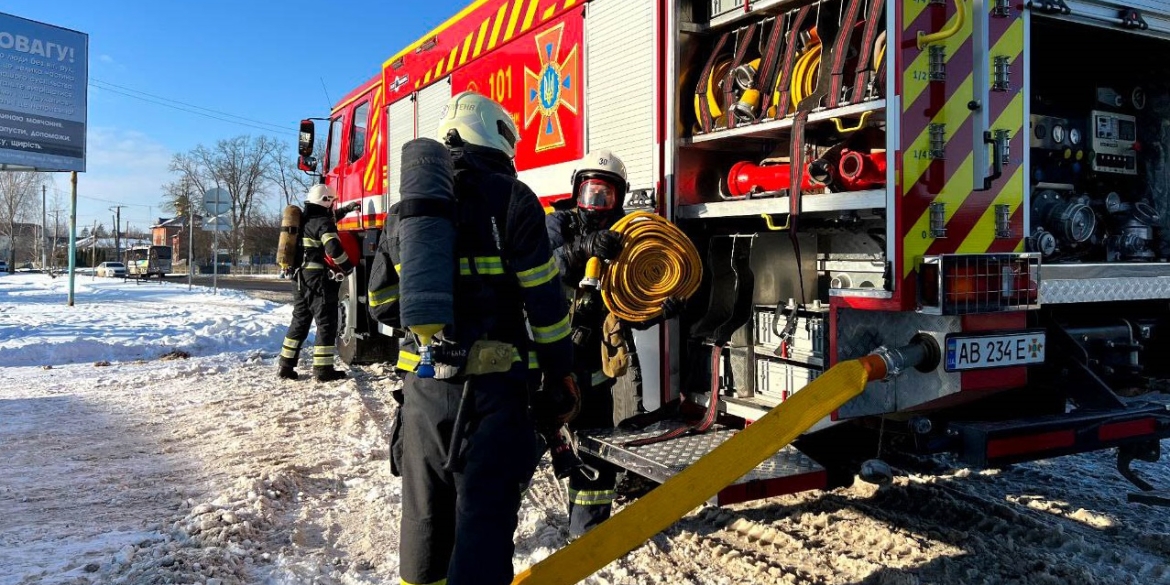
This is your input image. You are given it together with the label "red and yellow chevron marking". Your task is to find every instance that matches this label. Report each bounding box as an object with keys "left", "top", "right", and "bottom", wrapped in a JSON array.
[
  {"left": 899, "top": 0, "right": 1026, "bottom": 282},
  {"left": 363, "top": 84, "right": 387, "bottom": 193},
  {"left": 384, "top": 0, "right": 582, "bottom": 103}
]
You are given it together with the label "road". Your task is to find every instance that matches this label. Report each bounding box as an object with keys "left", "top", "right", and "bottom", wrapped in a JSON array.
[{"left": 174, "top": 274, "right": 295, "bottom": 304}]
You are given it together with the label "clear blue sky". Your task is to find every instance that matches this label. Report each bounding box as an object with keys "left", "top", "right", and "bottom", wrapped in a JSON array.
[{"left": 4, "top": 0, "right": 468, "bottom": 233}]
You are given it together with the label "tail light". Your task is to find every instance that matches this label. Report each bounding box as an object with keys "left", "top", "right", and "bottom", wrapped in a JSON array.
[{"left": 918, "top": 254, "right": 1041, "bottom": 315}]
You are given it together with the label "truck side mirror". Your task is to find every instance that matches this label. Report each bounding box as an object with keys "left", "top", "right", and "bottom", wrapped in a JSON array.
[
  {"left": 298, "top": 155, "right": 318, "bottom": 173},
  {"left": 298, "top": 119, "right": 316, "bottom": 157}
]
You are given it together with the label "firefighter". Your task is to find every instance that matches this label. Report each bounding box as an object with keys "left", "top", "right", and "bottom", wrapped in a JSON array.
[
  {"left": 388, "top": 91, "right": 578, "bottom": 585},
  {"left": 546, "top": 150, "right": 683, "bottom": 538},
  {"left": 276, "top": 184, "right": 359, "bottom": 382}
]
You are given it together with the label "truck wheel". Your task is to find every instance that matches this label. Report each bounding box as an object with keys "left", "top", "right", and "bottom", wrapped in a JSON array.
[{"left": 337, "top": 282, "right": 397, "bottom": 366}]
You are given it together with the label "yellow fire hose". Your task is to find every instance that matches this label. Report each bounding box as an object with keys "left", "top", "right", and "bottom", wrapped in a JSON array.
[
  {"left": 585, "top": 211, "right": 703, "bottom": 323},
  {"left": 787, "top": 40, "right": 822, "bottom": 109},
  {"left": 512, "top": 353, "right": 891, "bottom": 585}
]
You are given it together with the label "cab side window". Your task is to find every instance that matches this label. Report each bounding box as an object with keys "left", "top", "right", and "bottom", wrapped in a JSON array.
[
  {"left": 324, "top": 115, "right": 344, "bottom": 172},
  {"left": 350, "top": 101, "right": 370, "bottom": 163}
]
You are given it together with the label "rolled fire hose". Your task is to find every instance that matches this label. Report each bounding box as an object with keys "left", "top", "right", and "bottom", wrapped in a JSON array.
[
  {"left": 788, "top": 41, "right": 822, "bottom": 108},
  {"left": 584, "top": 211, "right": 703, "bottom": 323}
]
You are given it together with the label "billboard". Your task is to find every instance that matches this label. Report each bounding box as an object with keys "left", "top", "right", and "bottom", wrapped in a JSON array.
[{"left": 0, "top": 12, "right": 87, "bottom": 171}]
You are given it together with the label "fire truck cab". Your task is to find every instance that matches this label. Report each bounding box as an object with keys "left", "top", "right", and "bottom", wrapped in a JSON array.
[{"left": 299, "top": 0, "right": 1170, "bottom": 505}]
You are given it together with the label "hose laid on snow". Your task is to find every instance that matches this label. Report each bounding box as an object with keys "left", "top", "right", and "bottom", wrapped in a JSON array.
[{"left": 601, "top": 211, "right": 702, "bottom": 323}]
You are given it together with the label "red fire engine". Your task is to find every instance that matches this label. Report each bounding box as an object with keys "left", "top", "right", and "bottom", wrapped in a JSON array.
[{"left": 297, "top": 0, "right": 1170, "bottom": 506}]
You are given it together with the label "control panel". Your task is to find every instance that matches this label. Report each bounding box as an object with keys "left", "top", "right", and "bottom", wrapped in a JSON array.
[{"left": 1090, "top": 110, "right": 1138, "bottom": 175}]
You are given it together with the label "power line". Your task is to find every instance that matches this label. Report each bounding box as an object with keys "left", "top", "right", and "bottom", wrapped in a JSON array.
[
  {"left": 77, "top": 193, "right": 151, "bottom": 208},
  {"left": 90, "top": 77, "right": 292, "bottom": 132},
  {"left": 88, "top": 81, "right": 289, "bottom": 134}
]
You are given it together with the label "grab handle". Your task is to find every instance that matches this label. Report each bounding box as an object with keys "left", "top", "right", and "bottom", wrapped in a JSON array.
[{"left": 917, "top": 0, "right": 967, "bottom": 49}]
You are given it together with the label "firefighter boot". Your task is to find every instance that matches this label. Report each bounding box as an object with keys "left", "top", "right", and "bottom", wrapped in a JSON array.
[
  {"left": 277, "top": 366, "right": 299, "bottom": 380},
  {"left": 314, "top": 366, "right": 347, "bottom": 382}
]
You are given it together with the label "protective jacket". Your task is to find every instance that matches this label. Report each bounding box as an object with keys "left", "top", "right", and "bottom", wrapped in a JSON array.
[
  {"left": 546, "top": 206, "right": 642, "bottom": 538},
  {"left": 367, "top": 145, "right": 573, "bottom": 585},
  {"left": 301, "top": 202, "right": 355, "bottom": 276},
  {"left": 278, "top": 202, "right": 354, "bottom": 374}
]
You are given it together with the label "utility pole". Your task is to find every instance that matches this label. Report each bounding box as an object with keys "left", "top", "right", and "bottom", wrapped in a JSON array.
[
  {"left": 67, "top": 172, "right": 77, "bottom": 306},
  {"left": 91, "top": 219, "right": 97, "bottom": 271},
  {"left": 109, "top": 205, "right": 124, "bottom": 263},
  {"left": 41, "top": 184, "right": 47, "bottom": 270},
  {"left": 52, "top": 208, "right": 60, "bottom": 270},
  {"left": 186, "top": 178, "right": 193, "bottom": 291}
]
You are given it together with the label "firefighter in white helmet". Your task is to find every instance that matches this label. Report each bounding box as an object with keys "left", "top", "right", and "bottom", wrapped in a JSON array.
[
  {"left": 546, "top": 150, "right": 684, "bottom": 538},
  {"left": 382, "top": 90, "right": 578, "bottom": 585},
  {"left": 276, "top": 184, "right": 359, "bottom": 381}
]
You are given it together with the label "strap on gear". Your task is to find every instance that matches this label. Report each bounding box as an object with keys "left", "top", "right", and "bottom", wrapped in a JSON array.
[
  {"left": 772, "top": 5, "right": 813, "bottom": 119},
  {"left": 851, "top": 0, "right": 886, "bottom": 104},
  {"left": 724, "top": 23, "right": 758, "bottom": 130},
  {"left": 397, "top": 197, "right": 456, "bottom": 220},
  {"left": 798, "top": 0, "right": 866, "bottom": 112},
  {"left": 789, "top": 109, "right": 810, "bottom": 217},
  {"left": 754, "top": 15, "right": 790, "bottom": 120},
  {"left": 695, "top": 32, "right": 732, "bottom": 134}
]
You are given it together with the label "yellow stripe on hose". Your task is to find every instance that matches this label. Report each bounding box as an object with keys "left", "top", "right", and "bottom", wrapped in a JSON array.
[{"left": 601, "top": 212, "right": 702, "bottom": 323}]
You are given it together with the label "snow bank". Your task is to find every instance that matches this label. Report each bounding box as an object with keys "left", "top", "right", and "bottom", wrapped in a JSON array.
[{"left": 0, "top": 273, "right": 292, "bottom": 367}]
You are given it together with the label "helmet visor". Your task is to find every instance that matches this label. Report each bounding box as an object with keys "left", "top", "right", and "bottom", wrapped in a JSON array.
[{"left": 577, "top": 179, "right": 618, "bottom": 212}]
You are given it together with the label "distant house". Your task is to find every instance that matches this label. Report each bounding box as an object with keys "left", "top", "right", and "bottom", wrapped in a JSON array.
[
  {"left": 152, "top": 217, "right": 184, "bottom": 247},
  {"left": 151, "top": 215, "right": 205, "bottom": 264}
]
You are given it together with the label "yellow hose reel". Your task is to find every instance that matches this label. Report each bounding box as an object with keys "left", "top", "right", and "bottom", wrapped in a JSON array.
[
  {"left": 695, "top": 29, "right": 829, "bottom": 125},
  {"left": 593, "top": 211, "right": 703, "bottom": 323}
]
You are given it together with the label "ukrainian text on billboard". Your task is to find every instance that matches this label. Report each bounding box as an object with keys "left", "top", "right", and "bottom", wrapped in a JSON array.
[{"left": 0, "top": 12, "right": 87, "bottom": 171}]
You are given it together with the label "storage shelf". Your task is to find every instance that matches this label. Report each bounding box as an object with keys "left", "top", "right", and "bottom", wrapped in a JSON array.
[
  {"left": 705, "top": 0, "right": 816, "bottom": 32},
  {"left": 685, "top": 99, "right": 887, "bottom": 148},
  {"left": 677, "top": 188, "right": 885, "bottom": 219}
]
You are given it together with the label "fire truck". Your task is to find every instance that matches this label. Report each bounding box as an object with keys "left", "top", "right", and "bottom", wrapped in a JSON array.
[{"left": 297, "top": 0, "right": 1170, "bottom": 506}]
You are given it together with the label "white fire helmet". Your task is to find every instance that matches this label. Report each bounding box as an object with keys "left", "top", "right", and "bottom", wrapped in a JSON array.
[
  {"left": 571, "top": 150, "right": 628, "bottom": 213},
  {"left": 436, "top": 91, "right": 520, "bottom": 160},
  {"left": 306, "top": 184, "right": 339, "bottom": 206}
]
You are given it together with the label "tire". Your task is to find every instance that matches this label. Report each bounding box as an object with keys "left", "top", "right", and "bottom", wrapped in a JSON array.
[{"left": 337, "top": 282, "right": 397, "bottom": 366}]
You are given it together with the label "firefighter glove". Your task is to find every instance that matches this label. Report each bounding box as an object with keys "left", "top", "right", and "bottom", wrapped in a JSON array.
[
  {"left": 662, "top": 296, "right": 685, "bottom": 320},
  {"left": 628, "top": 297, "right": 685, "bottom": 330},
  {"left": 585, "top": 229, "right": 624, "bottom": 261},
  {"left": 338, "top": 201, "right": 361, "bottom": 215},
  {"left": 535, "top": 375, "right": 581, "bottom": 425}
]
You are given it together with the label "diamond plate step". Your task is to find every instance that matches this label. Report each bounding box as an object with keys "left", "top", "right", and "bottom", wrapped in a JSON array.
[{"left": 578, "top": 421, "right": 828, "bottom": 506}]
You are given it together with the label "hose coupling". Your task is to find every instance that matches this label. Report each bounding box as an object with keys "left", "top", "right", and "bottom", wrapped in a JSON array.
[{"left": 867, "top": 334, "right": 941, "bottom": 381}]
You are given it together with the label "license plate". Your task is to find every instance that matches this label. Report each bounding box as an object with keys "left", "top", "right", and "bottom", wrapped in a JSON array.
[{"left": 945, "top": 332, "right": 1046, "bottom": 371}]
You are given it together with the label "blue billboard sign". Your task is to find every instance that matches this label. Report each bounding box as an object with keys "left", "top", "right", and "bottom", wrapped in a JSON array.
[{"left": 0, "top": 12, "right": 87, "bottom": 172}]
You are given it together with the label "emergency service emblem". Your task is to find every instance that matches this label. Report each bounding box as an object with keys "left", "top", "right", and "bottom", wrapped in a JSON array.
[{"left": 524, "top": 23, "right": 579, "bottom": 152}]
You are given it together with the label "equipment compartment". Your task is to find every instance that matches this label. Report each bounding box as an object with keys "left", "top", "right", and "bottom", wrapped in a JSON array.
[{"left": 1029, "top": 18, "right": 1170, "bottom": 263}]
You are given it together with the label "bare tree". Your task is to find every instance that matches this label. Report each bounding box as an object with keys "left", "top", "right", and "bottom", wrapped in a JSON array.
[
  {"left": 169, "top": 135, "right": 281, "bottom": 265},
  {"left": 269, "top": 149, "right": 318, "bottom": 208},
  {"left": 0, "top": 171, "right": 47, "bottom": 268},
  {"left": 48, "top": 185, "right": 67, "bottom": 269}
]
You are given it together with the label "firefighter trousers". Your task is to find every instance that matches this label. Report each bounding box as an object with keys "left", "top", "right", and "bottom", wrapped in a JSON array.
[
  {"left": 567, "top": 373, "right": 619, "bottom": 539},
  {"left": 398, "top": 369, "right": 538, "bottom": 585},
  {"left": 279, "top": 271, "right": 340, "bottom": 370}
]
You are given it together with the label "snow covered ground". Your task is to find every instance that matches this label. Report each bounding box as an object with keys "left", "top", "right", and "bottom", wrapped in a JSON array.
[{"left": 2, "top": 273, "right": 1168, "bottom": 585}]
